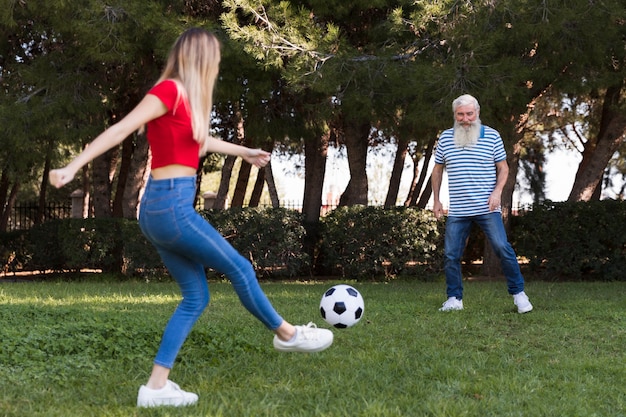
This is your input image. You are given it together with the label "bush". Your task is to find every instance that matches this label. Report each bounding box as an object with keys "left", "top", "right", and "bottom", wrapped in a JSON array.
[
  {"left": 118, "top": 219, "right": 164, "bottom": 275},
  {"left": 512, "top": 200, "right": 626, "bottom": 280},
  {"left": 27, "top": 220, "right": 66, "bottom": 272},
  {"left": 2, "top": 201, "right": 624, "bottom": 281},
  {"left": 201, "top": 207, "right": 310, "bottom": 278},
  {"left": 318, "top": 205, "right": 443, "bottom": 279},
  {"left": 0, "top": 229, "right": 30, "bottom": 273},
  {"left": 8, "top": 218, "right": 162, "bottom": 277}
]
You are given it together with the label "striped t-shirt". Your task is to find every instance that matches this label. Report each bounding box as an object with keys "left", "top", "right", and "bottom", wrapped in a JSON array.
[{"left": 434, "top": 125, "right": 507, "bottom": 217}]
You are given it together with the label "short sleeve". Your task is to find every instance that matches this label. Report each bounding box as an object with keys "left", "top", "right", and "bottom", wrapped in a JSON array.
[{"left": 147, "top": 80, "right": 180, "bottom": 110}]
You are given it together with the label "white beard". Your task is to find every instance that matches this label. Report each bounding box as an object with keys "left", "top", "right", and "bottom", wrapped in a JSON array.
[{"left": 453, "top": 119, "right": 481, "bottom": 148}]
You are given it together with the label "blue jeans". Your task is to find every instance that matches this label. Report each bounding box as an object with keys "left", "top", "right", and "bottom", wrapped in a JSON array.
[
  {"left": 138, "top": 176, "right": 283, "bottom": 369},
  {"left": 444, "top": 213, "right": 525, "bottom": 300}
]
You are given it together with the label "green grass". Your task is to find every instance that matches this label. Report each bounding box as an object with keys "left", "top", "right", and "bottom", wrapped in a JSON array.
[{"left": 0, "top": 279, "right": 624, "bottom": 417}]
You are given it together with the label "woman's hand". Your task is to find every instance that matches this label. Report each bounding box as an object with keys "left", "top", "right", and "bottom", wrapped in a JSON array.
[
  {"left": 243, "top": 148, "right": 271, "bottom": 168},
  {"left": 49, "top": 167, "right": 75, "bottom": 189}
]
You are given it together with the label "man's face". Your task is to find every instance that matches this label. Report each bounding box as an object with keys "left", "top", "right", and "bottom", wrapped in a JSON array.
[
  {"left": 453, "top": 103, "right": 481, "bottom": 148},
  {"left": 454, "top": 104, "right": 479, "bottom": 128}
]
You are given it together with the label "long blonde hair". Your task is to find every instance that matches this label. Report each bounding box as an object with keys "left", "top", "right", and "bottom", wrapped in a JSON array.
[{"left": 147, "top": 28, "right": 221, "bottom": 145}]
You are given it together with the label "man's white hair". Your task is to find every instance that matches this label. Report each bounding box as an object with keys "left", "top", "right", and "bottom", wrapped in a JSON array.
[{"left": 452, "top": 94, "right": 480, "bottom": 113}]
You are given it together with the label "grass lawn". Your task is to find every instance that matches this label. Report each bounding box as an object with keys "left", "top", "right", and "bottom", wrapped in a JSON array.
[{"left": 0, "top": 278, "right": 624, "bottom": 416}]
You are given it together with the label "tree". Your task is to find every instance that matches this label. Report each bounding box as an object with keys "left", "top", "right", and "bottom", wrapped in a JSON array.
[
  {"left": 1, "top": 1, "right": 215, "bottom": 221},
  {"left": 428, "top": 0, "right": 626, "bottom": 273}
]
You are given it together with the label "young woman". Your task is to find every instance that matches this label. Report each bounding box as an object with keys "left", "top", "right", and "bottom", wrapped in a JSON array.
[{"left": 49, "top": 28, "right": 333, "bottom": 408}]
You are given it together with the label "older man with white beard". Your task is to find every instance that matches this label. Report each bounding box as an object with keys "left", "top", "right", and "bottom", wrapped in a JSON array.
[{"left": 431, "top": 94, "right": 533, "bottom": 314}]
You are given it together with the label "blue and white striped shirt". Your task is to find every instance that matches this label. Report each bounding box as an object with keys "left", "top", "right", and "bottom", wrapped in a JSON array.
[{"left": 434, "top": 125, "right": 507, "bottom": 217}]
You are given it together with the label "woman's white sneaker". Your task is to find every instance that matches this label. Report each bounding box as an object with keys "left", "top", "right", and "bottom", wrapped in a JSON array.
[
  {"left": 513, "top": 291, "right": 533, "bottom": 314},
  {"left": 273, "top": 322, "right": 333, "bottom": 352},
  {"left": 439, "top": 297, "right": 464, "bottom": 311},
  {"left": 137, "top": 380, "right": 198, "bottom": 408}
]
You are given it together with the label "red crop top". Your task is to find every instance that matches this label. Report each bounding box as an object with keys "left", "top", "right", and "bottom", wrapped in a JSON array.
[{"left": 146, "top": 79, "right": 200, "bottom": 170}]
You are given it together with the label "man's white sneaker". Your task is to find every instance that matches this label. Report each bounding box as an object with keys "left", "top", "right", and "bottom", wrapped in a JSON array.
[
  {"left": 273, "top": 322, "right": 333, "bottom": 352},
  {"left": 513, "top": 291, "right": 533, "bottom": 314},
  {"left": 439, "top": 297, "right": 464, "bottom": 311},
  {"left": 137, "top": 380, "right": 198, "bottom": 408}
]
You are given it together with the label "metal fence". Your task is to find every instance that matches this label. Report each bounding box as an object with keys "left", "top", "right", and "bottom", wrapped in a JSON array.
[
  {"left": 10, "top": 199, "right": 506, "bottom": 232},
  {"left": 5, "top": 199, "right": 345, "bottom": 232},
  {"left": 6, "top": 202, "right": 72, "bottom": 232}
]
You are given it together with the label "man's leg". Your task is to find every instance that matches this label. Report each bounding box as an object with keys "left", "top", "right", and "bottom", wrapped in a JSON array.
[{"left": 443, "top": 216, "right": 474, "bottom": 299}]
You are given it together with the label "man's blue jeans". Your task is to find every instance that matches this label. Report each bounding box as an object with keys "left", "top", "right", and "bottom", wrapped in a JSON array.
[
  {"left": 138, "top": 176, "right": 283, "bottom": 369},
  {"left": 444, "top": 212, "right": 525, "bottom": 300}
]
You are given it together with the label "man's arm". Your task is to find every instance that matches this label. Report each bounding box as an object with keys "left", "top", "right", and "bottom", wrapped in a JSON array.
[
  {"left": 488, "top": 159, "right": 509, "bottom": 211},
  {"left": 431, "top": 163, "right": 445, "bottom": 220}
]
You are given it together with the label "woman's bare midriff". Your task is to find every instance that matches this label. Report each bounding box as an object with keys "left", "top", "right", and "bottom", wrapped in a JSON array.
[{"left": 150, "top": 164, "right": 197, "bottom": 179}]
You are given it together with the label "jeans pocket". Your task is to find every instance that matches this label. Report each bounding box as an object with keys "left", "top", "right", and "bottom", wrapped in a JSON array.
[{"left": 140, "top": 207, "right": 182, "bottom": 246}]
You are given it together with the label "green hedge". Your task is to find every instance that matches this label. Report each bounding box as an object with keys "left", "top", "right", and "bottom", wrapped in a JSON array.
[
  {"left": 1, "top": 201, "right": 624, "bottom": 281},
  {"left": 511, "top": 200, "right": 626, "bottom": 281},
  {"left": 20, "top": 218, "right": 163, "bottom": 275},
  {"left": 318, "top": 205, "right": 443, "bottom": 278},
  {"left": 200, "top": 207, "right": 310, "bottom": 278}
]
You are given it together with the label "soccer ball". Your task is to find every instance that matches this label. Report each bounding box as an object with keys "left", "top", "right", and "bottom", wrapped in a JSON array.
[{"left": 319, "top": 284, "right": 364, "bottom": 328}]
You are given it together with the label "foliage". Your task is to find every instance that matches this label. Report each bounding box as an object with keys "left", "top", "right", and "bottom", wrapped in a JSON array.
[
  {"left": 201, "top": 207, "right": 310, "bottom": 278},
  {"left": 117, "top": 219, "right": 165, "bottom": 276},
  {"left": 3, "top": 202, "right": 626, "bottom": 281},
  {"left": 25, "top": 220, "right": 65, "bottom": 271},
  {"left": 0, "top": 281, "right": 624, "bottom": 416},
  {"left": 318, "top": 205, "right": 443, "bottom": 278},
  {"left": 1, "top": 1, "right": 624, "bottom": 217},
  {"left": 0, "top": 229, "right": 30, "bottom": 273},
  {"left": 512, "top": 200, "right": 626, "bottom": 280},
  {"left": 15, "top": 218, "right": 162, "bottom": 276}
]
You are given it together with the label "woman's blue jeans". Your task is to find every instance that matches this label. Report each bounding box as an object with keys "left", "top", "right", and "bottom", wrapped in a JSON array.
[
  {"left": 138, "top": 176, "right": 283, "bottom": 369},
  {"left": 444, "top": 213, "right": 525, "bottom": 300}
]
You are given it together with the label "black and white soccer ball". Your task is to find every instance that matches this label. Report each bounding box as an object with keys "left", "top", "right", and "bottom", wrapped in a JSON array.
[{"left": 319, "top": 284, "right": 364, "bottom": 328}]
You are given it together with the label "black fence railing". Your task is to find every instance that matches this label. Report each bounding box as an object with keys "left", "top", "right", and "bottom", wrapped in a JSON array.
[
  {"left": 9, "top": 199, "right": 526, "bottom": 232},
  {"left": 6, "top": 202, "right": 72, "bottom": 232},
  {"left": 6, "top": 200, "right": 342, "bottom": 232}
]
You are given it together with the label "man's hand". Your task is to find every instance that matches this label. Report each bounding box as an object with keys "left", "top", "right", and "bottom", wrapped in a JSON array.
[
  {"left": 433, "top": 200, "right": 445, "bottom": 220},
  {"left": 487, "top": 191, "right": 502, "bottom": 212}
]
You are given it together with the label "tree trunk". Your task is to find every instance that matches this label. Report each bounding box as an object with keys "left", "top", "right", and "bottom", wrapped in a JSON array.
[
  {"left": 0, "top": 171, "right": 9, "bottom": 221},
  {"left": 112, "top": 137, "right": 134, "bottom": 218},
  {"left": 338, "top": 120, "right": 370, "bottom": 206},
  {"left": 303, "top": 132, "right": 329, "bottom": 223},
  {"left": 92, "top": 146, "right": 118, "bottom": 218},
  {"left": 216, "top": 106, "right": 246, "bottom": 208},
  {"left": 303, "top": 130, "right": 329, "bottom": 273},
  {"left": 568, "top": 82, "right": 626, "bottom": 202},
  {"left": 404, "top": 153, "right": 421, "bottom": 206},
  {"left": 36, "top": 137, "right": 54, "bottom": 225},
  {"left": 408, "top": 135, "right": 436, "bottom": 207},
  {"left": 231, "top": 161, "right": 252, "bottom": 207},
  {"left": 122, "top": 135, "right": 150, "bottom": 219},
  {"left": 416, "top": 177, "right": 433, "bottom": 209},
  {"left": 481, "top": 150, "right": 521, "bottom": 276},
  {"left": 0, "top": 172, "right": 19, "bottom": 233},
  {"left": 1, "top": 183, "right": 19, "bottom": 232},
  {"left": 215, "top": 155, "right": 236, "bottom": 209},
  {"left": 248, "top": 167, "right": 266, "bottom": 207},
  {"left": 264, "top": 160, "right": 280, "bottom": 208},
  {"left": 384, "top": 136, "right": 409, "bottom": 208},
  {"left": 81, "top": 150, "right": 91, "bottom": 219}
]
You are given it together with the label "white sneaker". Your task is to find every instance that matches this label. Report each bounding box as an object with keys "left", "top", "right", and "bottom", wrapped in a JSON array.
[
  {"left": 273, "top": 322, "right": 333, "bottom": 352},
  {"left": 137, "top": 380, "right": 198, "bottom": 408},
  {"left": 439, "top": 297, "right": 464, "bottom": 311},
  {"left": 513, "top": 291, "right": 533, "bottom": 314}
]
